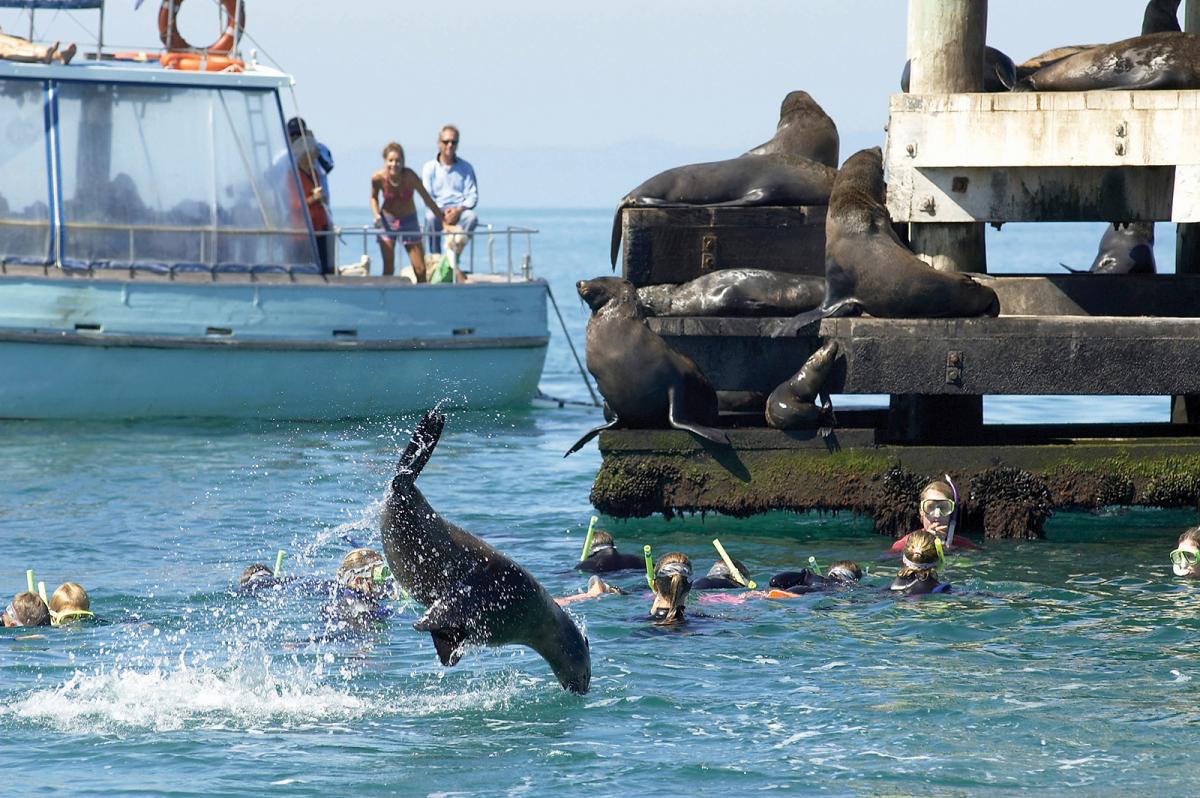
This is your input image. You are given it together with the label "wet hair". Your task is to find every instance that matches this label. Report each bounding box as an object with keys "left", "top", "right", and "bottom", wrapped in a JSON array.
[
  {"left": 826, "top": 560, "right": 862, "bottom": 582},
  {"left": 588, "top": 530, "right": 615, "bottom": 554},
  {"left": 898, "top": 531, "right": 940, "bottom": 580},
  {"left": 921, "top": 480, "right": 954, "bottom": 502},
  {"left": 382, "top": 141, "right": 404, "bottom": 161},
  {"left": 1179, "top": 527, "right": 1200, "bottom": 547},
  {"left": 338, "top": 548, "right": 383, "bottom": 582},
  {"left": 239, "top": 564, "right": 273, "bottom": 586},
  {"left": 655, "top": 552, "right": 693, "bottom": 579},
  {"left": 705, "top": 557, "right": 748, "bottom": 581},
  {"left": 9, "top": 591, "right": 50, "bottom": 627},
  {"left": 49, "top": 582, "right": 90, "bottom": 614}
]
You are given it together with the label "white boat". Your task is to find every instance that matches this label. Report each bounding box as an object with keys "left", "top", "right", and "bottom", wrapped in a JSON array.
[{"left": 0, "top": 5, "right": 548, "bottom": 420}]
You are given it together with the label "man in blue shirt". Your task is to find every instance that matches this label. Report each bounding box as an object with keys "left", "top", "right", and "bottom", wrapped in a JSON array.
[{"left": 421, "top": 125, "right": 478, "bottom": 254}]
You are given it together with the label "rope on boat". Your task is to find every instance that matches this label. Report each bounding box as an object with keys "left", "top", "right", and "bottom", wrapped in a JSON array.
[{"left": 544, "top": 284, "right": 601, "bottom": 407}]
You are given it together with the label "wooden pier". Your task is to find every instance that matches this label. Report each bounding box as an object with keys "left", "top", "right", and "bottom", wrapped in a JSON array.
[{"left": 595, "top": 0, "right": 1200, "bottom": 538}]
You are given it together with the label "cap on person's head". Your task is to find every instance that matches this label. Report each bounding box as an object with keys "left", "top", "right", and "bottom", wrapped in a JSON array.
[
  {"left": 286, "top": 117, "right": 309, "bottom": 139},
  {"left": 587, "top": 530, "right": 615, "bottom": 556},
  {"left": 5, "top": 591, "right": 50, "bottom": 627},
  {"left": 239, "top": 564, "right": 273, "bottom": 586}
]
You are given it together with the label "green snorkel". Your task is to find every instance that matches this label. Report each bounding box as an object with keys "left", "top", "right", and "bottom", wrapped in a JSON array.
[
  {"left": 581, "top": 516, "right": 599, "bottom": 562},
  {"left": 712, "top": 539, "right": 757, "bottom": 589},
  {"left": 273, "top": 549, "right": 286, "bottom": 578},
  {"left": 807, "top": 555, "right": 821, "bottom": 573},
  {"left": 643, "top": 545, "right": 654, "bottom": 589},
  {"left": 26, "top": 569, "right": 34, "bottom": 593},
  {"left": 37, "top": 581, "right": 48, "bottom": 605}
]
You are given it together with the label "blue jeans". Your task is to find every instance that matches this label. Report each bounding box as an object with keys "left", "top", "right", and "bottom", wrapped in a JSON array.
[{"left": 424, "top": 208, "right": 478, "bottom": 254}]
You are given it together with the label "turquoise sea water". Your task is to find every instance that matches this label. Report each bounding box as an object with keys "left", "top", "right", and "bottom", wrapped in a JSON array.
[{"left": 2, "top": 210, "right": 1197, "bottom": 796}]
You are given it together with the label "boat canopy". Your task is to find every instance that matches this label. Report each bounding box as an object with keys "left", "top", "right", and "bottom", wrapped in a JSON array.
[{"left": 0, "top": 68, "right": 319, "bottom": 272}]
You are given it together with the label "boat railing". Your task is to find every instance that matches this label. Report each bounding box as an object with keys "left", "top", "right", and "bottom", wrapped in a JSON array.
[{"left": 324, "top": 224, "right": 539, "bottom": 281}]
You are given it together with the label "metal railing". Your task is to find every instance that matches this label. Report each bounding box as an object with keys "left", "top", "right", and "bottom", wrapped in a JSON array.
[{"left": 323, "top": 224, "right": 538, "bottom": 281}]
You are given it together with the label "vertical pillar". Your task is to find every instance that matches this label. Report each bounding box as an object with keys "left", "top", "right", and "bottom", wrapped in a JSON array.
[
  {"left": 1174, "top": 0, "right": 1200, "bottom": 423},
  {"left": 893, "top": 0, "right": 988, "bottom": 440}
]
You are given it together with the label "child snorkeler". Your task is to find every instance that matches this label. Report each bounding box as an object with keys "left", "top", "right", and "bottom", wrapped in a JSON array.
[
  {"left": 768, "top": 560, "right": 863, "bottom": 595},
  {"left": 48, "top": 582, "right": 95, "bottom": 626},
  {"left": 649, "top": 552, "right": 693, "bottom": 625},
  {"left": 576, "top": 530, "right": 645, "bottom": 574},
  {"left": 1170, "top": 526, "right": 1200, "bottom": 578},
  {"left": 2, "top": 591, "right": 50, "bottom": 627},
  {"left": 890, "top": 477, "right": 981, "bottom": 554},
  {"left": 889, "top": 531, "right": 951, "bottom": 595}
]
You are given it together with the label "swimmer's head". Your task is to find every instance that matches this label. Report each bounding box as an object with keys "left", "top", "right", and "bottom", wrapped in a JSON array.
[
  {"left": 586, "top": 575, "right": 624, "bottom": 596},
  {"left": 899, "top": 531, "right": 940, "bottom": 579},
  {"left": 650, "top": 552, "right": 692, "bottom": 625},
  {"left": 1171, "top": 526, "right": 1200, "bottom": 577},
  {"left": 239, "top": 564, "right": 274, "bottom": 587},
  {"left": 586, "top": 530, "right": 617, "bottom": 557},
  {"left": 48, "top": 582, "right": 92, "bottom": 625},
  {"left": 825, "top": 560, "right": 862, "bottom": 583},
  {"left": 337, "top": 548, "right": 389, "bottom": 600},
  {"left": 919, "top": 480, "right": 956, "bottom": 539},
  {"left": 3, "top": 591, "right": 50, "bottom": 628},
  {"left": 704, "top": 557, "right": 749, "bottom": 584}
]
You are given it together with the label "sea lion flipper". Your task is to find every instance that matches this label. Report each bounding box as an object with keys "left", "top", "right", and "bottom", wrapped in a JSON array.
[
  {"left": 667, "top": 385, "right": 730, "bottom": 446},
  {"left": 564, "top": 416, "right": 620, "bottom": 457},
  {"left": 1059, "top": 262, "right": 1086, "bottom": 274},
  {"left": 396, "top": 409, "right": 446, "bottom": 481},
  {"left": 414, "top": 592, "right": 476, "bottom": 667},
  {"left": 773, "top": 306, "right": 830, "bottom": 338}
]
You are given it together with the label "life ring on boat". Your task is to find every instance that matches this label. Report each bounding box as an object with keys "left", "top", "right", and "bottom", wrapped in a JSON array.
[
  {"left": 158, "top": 0, "right": 245, "bottom": 55},
  {"left": 159, "top": 52, "right": 245, "bottom": 72}
]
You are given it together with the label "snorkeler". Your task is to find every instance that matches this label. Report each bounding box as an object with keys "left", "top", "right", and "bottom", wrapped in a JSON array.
[
  {"left": 693, "top": 558, "right": 752, "bottom": 589},
  {"left": 768, "top": 560, "right": 862, "bottom": 595},
  {"left": 889, "top": 531, "right": 950, "bottom": 595},
  {"left": 322, "top": 548, "right": 394, "bottom": 629},
  {"left": 649, "top": 552, "right": 693, "bottom": 625},
  {"left": 1170, "top": 526, "right": 1200, "bottom": 578},
  {"left": 2, "top": 590, "right": 51, "bottom": 627},
  {"left": 890, "top": 478, "right": 980, "bottom": 553},
  {"left": 48, "top": 582, "right": 95, "bottom": 626},
  {"left": 555, "top": 575, "right": 626, "bottom": 606},
  {"left": 576, "top": 530, "right": 645, "bottom": 573}
]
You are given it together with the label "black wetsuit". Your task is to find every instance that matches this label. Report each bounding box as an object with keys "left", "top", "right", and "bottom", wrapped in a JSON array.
[
  {"left": 235, "top": 575, "right": 334, "bottom": 597},
  {"left": 889, "top": 574, "right": 950, "bottom": 595},
  {"left": 576, "top": 550, "right": 645, "bottom": 574},
  {"left": 768, "top": 569, "right": 830, "bottom": 594},
  {"left": 320, "top": 588, "right": 392, "bottom": 631},
  {"left": 692, "top": 575, "right": 744, "bottom": 590}
]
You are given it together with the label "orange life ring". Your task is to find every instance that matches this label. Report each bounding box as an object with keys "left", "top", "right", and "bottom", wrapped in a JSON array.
[
  {"left": 158, "top": 0, "right": 245, "bottom": 55},
  {"left": 159, "top": 52, "right": 245, "bottom": 72}
]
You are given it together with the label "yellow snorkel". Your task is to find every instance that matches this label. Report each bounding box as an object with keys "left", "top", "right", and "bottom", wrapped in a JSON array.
[
  {"left": 37, "top": 581, "right": 48, "bottom": 605},
  {"left": 273, "top": 549, "right": 286, "bottom": 578},
  {"left": 643, "top": 544, "right": 654, "bottom": 589},
  {"left": 580, "top": 516, "right": 599, "bottom": 562},
  {"left": 712, "top": 539, "right": 756, "bottom": 589},
  {"left": 26, "top": 569, "right": 34, "bottom": 593}
]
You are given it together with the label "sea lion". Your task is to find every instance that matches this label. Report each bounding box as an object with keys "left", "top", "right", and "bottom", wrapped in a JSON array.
[
  {"left": 776, "top": 148, "right": 1000, "bottom": 336},
  {"left": 566, "top": 276, "right": 730, "bottom": 456},
  {"left": 1061, "top": 222, "right": 1156, "bottom": 274},
  {"left": 901, "top": 46, "right": 1017, "bottom": 92},
  {"left": 1017, "top": 31, "right": 1200, "bottom": 91},
  {"left": 1016, "top": 0, "right": 1180, "bottom": 80},
  {"left": 765, "top": 340, "right": 838, "bottom": 430},
  {"left": 610, "top": 91, "right": 839, "bottom": 267},
  {"left": 381, "top": 410, "right": 591, "bottom": 694},
  {"left": 636, "top": 269, "right": 825, "bottom": 317}
]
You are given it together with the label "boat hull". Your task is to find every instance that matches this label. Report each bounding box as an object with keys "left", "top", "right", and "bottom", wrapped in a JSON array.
[{"left": 0, "top": 271, "right": 549, "bottom": 420}]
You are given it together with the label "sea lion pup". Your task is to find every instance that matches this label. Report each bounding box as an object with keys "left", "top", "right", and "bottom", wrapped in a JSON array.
[
  {"left": 765, "top": 340, "right": 838, "bottom": 430},
  {"left": 775, "top": 148, "right": 1000, "bottom": 337},
  {"left": 636, "top": 269, "right": 825, "bottom": 318},
  {"left": 1017, "top": 31, "right": 1200, "bottom": 91},
  {"left": 566, "top": 277, "right": 730, "bottom": 456},
  {"left": 382, "top": 410, "right": 591, "bottom": 694},
  {"left": 610, "top": 90, "right": 838, "bottom": 267},
  {"left": 649, "top": 552, "right": 693, "bottom": 625},
  {"left": 1061, "top": 222, "right": 1156, "bottom": 274}
]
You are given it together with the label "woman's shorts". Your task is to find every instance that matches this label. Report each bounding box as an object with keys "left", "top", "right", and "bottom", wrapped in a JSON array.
[{"left": 378, "top": 213, "right": 421, "bottom": 247}]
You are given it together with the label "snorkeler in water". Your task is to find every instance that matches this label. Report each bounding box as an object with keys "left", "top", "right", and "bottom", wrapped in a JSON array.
[
  {"left": 890, "top": 477, "right": 980, "bottom": 554},
  {"left": 649, "top": 552, "right": 693, "bottom": 625},
  {"left": 889, "top": 531, "right": 950, "bottom": 595},
  {"left": 769, "top": 560, "right": 863, "bottom": 595},
  {"left": 693, "top": 558, "right": 752, "bottom": 589},
  {"left": 555, "top": 575, "right": 626, "bottom": 606},
  {"left": 48, "top": 582, "right": 97, "bottom": 626},
  {"left": 2, "top": 590, "right": 51, "bottom": 628},
  {"left": 321, "top": 548, "right": 395, "bottom": 629},
  {"left": 576, "top": 530, "right": 645, "bottom": 573},
  {"left": 1170, "top": 526, "right": 1200, "bottom": 578}
]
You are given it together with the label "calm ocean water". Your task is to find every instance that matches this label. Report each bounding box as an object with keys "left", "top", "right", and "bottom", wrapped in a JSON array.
[{"left": 2, "top": 210, "right": 1196, "bottom": 796}]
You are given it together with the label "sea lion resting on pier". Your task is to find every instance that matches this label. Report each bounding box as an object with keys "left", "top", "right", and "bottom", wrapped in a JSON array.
[
  {"left": 566, "top": 276, "right": 729, "bottom": 456},
  {"left": 1018, "top": 32, "right": 1200, "bottom": 91},
  {"left": 610, "top": 90, "right": 838, "bottom": 267},
  {"left": 1016, "top": 0, "right": 1181, "bottom": 80},
  {"left": 636, "top": 269, "right": 825, "bottom": 317},
  {"left": 775, "top": 148, "right": 1000, "bottom": 337},
  {"left": 381, "top": 410, "right": 591, "bottom": 694}
]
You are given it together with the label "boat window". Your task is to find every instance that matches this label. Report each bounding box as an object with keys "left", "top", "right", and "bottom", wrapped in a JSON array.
[
  {"left": 0, "top": 81, "right": 52, "bottom": 264},
  {"left": 55, "top": 81, "right": 315, "bottom": 269}
]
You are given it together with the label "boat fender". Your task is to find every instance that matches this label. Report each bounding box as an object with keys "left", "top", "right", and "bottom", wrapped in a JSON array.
[{"left": 158, "top": 0, "right": 245, "bottom": 55}]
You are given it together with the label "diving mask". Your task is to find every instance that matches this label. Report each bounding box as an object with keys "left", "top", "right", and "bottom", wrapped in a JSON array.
[
  {"left": 50, "top": 608, "right": 95, "bottom": 627},
  {"left": 920, "top": 498, "right": 956, "bottom": 518},
  {"left": 1171, "top": 548, "right": 1200, "bottom": 575},
  {"left": 340, "top": 562, "right": 392, "bottom": 586}
]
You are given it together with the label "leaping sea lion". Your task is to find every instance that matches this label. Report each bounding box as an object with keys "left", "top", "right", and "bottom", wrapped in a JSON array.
[
  {"left": 776, "top": 148, "right": 1000, "bottom": 337},
  {"left": 1061, "top": 222, "right": 1156, "bottom": 274},
  {"left": 765, "top": 340, "right": 838, "bottom": 430},
  {"left": 610, "top": 90, "right": 839, "bottom": 267},
  {"left": 381, "top": 410, "right": 591, "bottom": 694},
  {"left": 636, "top": 269, "right": 825, "bottom": 317},
  {"left": 566, "top": 277, "right": 730, "bottom": 456}
]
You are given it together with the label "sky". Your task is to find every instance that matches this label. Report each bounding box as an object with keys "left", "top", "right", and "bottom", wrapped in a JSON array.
[{"left": 2, "top": 0, "right": 1178, "bottom": 208}]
